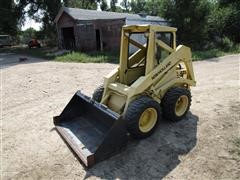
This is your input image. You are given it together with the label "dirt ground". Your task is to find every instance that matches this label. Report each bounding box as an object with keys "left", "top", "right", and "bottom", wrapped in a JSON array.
[{"left": 1, "top": 53, "right": 240, "bottom": 179}]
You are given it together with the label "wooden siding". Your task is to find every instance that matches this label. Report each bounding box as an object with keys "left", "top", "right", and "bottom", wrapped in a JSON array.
[
  {"left": 96, "top": 19, "right": 125, "bottom": 51},
  {"left": 56, "top": 12, "right": 125, "bottom": 51}
]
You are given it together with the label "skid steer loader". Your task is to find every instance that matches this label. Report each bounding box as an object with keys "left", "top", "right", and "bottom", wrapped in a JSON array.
[{"left": 54, "top": 25, "right": 196, "bottom": 167}]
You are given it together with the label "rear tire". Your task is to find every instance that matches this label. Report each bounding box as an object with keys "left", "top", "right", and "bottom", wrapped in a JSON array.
[
  {"left": 92, "top": 84, "right": 104, "bottom": 102},
  {"left": 161, "top": 87, "right": 191, "bottom": 122},
  {"left": 124, "top": 96, "right": 161, "bottom": 139}
]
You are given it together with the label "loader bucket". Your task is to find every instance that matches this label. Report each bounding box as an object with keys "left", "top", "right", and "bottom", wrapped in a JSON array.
[{"left": 53, "top": 91, "right": 128, "bottom": 167}]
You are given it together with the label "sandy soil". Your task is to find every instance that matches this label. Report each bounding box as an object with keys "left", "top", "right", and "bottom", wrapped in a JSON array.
[{"left": 1, "top": 53, "right": 240, "bottom": 179}]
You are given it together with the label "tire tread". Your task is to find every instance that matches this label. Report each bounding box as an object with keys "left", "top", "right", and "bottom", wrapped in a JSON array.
[
  {"left": 161, "top": 87, "right": 191, "bottom": 121},
  {"left": 92, "top": 84, "right": 104, "bottom": 102},
  {"left": 124, "top": 96, "right": 161, "bottom": 139}
]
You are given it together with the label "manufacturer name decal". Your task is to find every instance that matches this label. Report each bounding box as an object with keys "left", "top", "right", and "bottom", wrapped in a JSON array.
[{"left": 152, "top": 62, "right": 171, "bottom": 80}]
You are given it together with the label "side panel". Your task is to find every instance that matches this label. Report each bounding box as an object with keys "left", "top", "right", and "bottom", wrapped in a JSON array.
[{"left": 130, "top": 45, "right": 196, "bottom": 95}]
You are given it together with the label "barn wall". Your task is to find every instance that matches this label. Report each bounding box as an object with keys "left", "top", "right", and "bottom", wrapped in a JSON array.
[
  {"left": 75, "top": 21, "right": 96, "bottom": 51},
  {"left": 56, "top": 13, "right": 125, "bottom": 51},
  {"left": 96, "top": 19, "right": 125, "bottom": 51},
  {"left": 74, "top": 19, "right": 125, "bottom": 51},
  {"left": 55, "top": 10, "right": 168, "bottom": 52}
]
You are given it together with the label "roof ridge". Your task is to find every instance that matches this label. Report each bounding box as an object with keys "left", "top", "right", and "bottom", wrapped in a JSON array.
[{"left": 54, "top": 6, "right": 166, "bottom": 22}]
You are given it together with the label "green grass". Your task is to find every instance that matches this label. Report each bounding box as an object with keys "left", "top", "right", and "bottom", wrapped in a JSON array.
[
  {"left": 54, "top": 51, "right": 119, "bottom": 63},
  {"left": 1, "top": 46, "right": 239, "bottom": 63},
  {"left": 192, "top": 46, "right": 240, "bottom": 61},
  {"left": 0, "top": 46, "right": 119, "bottom": 63},
  {"left": 55, "top": 47, "right": 240, "bottom": 63}
]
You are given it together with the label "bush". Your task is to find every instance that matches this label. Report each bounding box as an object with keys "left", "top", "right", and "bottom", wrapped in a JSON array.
[{"left": 219, "top": 37, "right": 234, "bottom": 51}]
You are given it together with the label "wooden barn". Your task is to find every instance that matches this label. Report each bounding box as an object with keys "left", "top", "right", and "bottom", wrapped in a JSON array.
[{"left": 54, "top": 7, "right": 167, "bottom": 51}]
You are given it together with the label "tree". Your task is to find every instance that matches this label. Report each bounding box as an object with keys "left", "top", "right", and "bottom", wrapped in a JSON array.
[
  {"left": 16, "top": 0, "right": 62, "bottom": 45},
  {"left": 20, "top": 27, "right": 37, "bottom": 43},
  {"left": 130, "top": 0, "right": 147, "bottom": 14},
  {"left": 100, "top": 0, "right": 108, "bottom": 11},
  {"left": 208, "top": 2, "right": 228, "bottom": 41},
  {"left": 121, "top": 0, "right": 130, "bottom": 12},
  {"left": 63, "top": 0, "right": 97, "bottom": 9},
  {"left": 110, "top": 0, "right": 118, "bottom": 12},
  {"left": 160, "top": 0, "right": 211, "bottom": 49},
  {"left": 212, "top": 0, "right": 240, "bottom": 43},
  {"left": 0, "top": 0, "right": 19, "bottom": 36},
  {"left": 40, "top": 0, "right": 62, "bottom": 44}
]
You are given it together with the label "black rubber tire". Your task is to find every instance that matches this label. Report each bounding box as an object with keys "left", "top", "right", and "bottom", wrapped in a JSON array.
[
  {"left": 161, "top": 87, "right": 191, "bottom": 122},
  {"left": 124, "top": 96, "right": 162, "bottom": 139},
  {"left": 92, "top": 84, "right": 104, "bottom": 102}
]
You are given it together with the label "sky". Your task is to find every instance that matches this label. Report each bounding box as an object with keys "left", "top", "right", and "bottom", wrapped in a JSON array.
[
  {"left": 21, "top": 0, "right": 120, "bottom": 31},
  {"left": 22, "top": 17, "right": 42, "bottom": 31},
  {"left": 21, "top": 4, "right": 42, "bottom": 31}
]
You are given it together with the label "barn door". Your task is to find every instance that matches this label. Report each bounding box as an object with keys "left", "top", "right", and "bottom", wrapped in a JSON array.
[
  {"left": 95, "top": 29, "right": 101, "bottom": 51},
  {"left": 62, "top": 27, "right": 76, "bottom": 50}
]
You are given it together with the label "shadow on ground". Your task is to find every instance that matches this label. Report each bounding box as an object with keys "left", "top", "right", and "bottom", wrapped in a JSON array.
[
  {"left": 0, "top": 52, "right": 49, "bottom": 69},
  {"left": 83, "top": 112, "right": 198, "bottom": 179}
]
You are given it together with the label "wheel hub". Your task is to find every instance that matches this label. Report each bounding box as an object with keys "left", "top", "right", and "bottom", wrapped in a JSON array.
[
  {"left": 139, "top": 108, "right": 157, "bottom": 133},
  {"left": 175, "top": 95, "right": 189, "bottom": 116}
]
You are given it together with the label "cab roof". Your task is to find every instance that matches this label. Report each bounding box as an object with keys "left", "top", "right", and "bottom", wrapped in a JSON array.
[{"left": 122, "top": 24, "right": 177, "bottom": 32}]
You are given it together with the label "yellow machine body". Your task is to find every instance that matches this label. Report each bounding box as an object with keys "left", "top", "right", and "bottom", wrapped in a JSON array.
[
  {"left": 101, "top": 25, "right": 196, "bottom": 114},
  {"left": 54, "top": 24, "right": 196, "bottom": 167}
]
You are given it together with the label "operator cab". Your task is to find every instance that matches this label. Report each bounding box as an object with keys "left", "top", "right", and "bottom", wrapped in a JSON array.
[{"left": 119, "top": 25, "right": 176, "bottom": 85}]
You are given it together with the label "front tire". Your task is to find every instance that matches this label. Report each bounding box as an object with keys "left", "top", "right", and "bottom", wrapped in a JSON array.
[
  {"left": 124, "top": 96, "right": 162, "bottom": 139},
  {"left": 161, "top": 87, "right": 191, "bottom": 122},
  {"left": 92, "top": 84, "right": 104, "bottom": 102}
]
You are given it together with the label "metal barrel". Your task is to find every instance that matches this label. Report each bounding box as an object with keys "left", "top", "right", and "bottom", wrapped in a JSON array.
[{"left": 53, "top": 91, "right": 128, "bottom": 167}]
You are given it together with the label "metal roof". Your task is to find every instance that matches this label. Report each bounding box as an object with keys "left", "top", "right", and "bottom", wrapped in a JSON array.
[{"left": 55, "top": 7, "right": 166, "bottom": 22}]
